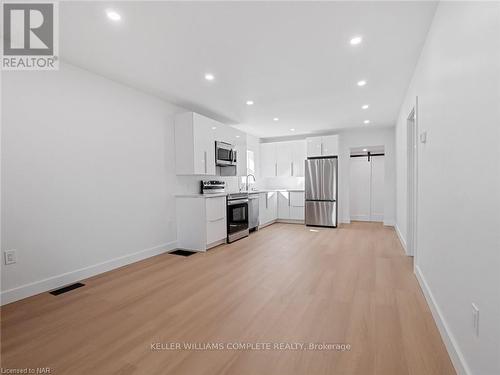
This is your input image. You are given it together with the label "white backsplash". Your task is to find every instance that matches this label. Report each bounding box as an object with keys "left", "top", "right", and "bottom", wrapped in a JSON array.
[{"left": 264, "top": 177, "right": 305, "bottom": 190}]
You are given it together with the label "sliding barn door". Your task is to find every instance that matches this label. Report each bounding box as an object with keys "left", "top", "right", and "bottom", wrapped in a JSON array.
[
  {"left": 349, "top": 155, "right": 385, "bottom": 222},
  {"left": 370, "top": 155, "right": 385, "bottom": 222},
  {"left": 349, "top": 157, "right": 371, "bottom": 221}
]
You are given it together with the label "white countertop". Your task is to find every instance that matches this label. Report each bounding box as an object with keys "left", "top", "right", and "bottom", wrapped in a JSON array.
[{"left": 175, "top": 189, "right": 304, "bottom": 198}]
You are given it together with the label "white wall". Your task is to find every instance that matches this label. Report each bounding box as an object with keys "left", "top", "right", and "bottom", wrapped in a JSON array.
[
  {"left": 338, "top": 127, "right": 396, "bottom": 225},
  {"left": 1, "top": 63, "right": 181, "bottom": 304},
  {"left": 395, "top": 3, "right": 500, "bottom": 374}
]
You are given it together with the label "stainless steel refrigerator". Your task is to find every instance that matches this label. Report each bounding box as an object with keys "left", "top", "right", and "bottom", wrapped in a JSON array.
[{"left": 305, "top": 157, "right": 338, "bottom": 227}]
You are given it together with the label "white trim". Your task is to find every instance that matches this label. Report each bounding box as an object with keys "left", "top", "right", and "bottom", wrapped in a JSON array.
[
  {"left": 0, "top": 240, "right": 177, "bottom": 306},
  {"left": 414, "top": 265, "right": 471, "bottom": 375},
  {"left": 276, "top": 219, "right": 305, "bottom": 224},
  {"left": 383, "top": 219, "right": 395, "bottom": 227},
  {"left": 395, "top": 223, "right": 407, "bottom": 254},
  {"left": 350, "top": 215, "right": 371, "bottom": 222},
  {"left": 258, "top": 219, "right": 277, "bottom": 229}
]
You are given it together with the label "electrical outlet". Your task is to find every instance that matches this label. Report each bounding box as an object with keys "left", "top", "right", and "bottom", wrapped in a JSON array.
[
  {"left": 4, "top": 249, "right": 17, "bottom": 265},
  {"left": 472, "top": 303, "right": 479, "bottom": 337},
  {"left": 420, "top": 131, "right": 427, "bottom": 143}
]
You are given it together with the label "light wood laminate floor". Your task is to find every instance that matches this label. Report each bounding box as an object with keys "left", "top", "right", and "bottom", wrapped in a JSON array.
[{"left": 0, "top": 222, "right": 455, "bottom": 374}]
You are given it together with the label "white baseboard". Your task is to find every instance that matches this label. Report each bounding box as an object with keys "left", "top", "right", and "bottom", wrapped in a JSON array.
[
  {"left": 414, "top": 265, "right": 471, "bottom": 375},
  {"left": 0, "top": 240, "right": 177, "bottom": 306},
  {"left": 350, "top": 215, "right": 371, "bottom": 222},
  {"left": 394, "top": 223, "right": 407, "bottom": 253},
  {"left": 383, "top": 219, "right": 395, "bottom": 227},
  {"left": 258, "top": 219, "right": 277, "bottom": 229},
  {"left": 276, "top": 219, "right": 304, "bottom": 224}
]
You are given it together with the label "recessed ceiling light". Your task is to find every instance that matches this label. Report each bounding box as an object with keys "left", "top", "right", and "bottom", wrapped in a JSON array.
[
  {"left": 364, "top": 120, "right": 370, "bottom": 124},
  {"left": 350, "top": 36, "right": 362, "bottom": 45},
  {"left": 363, "top": 148, "right": 368, "bottom": 152},
  {"left": 246, "top": 100, "right": 254, "bottom": 106},
  {"left": 290, "top": 128, "right": 295, "bottom": 132},
  {"left": 204, "top": 73, "right": 215, "bottom": 81},
  {"left": 211, "top": 126, "right": 217, "bottom": 130},
  {"left": 273, "top": 117, "right": 279, "bottom": 122},
  {"left": 106, "top": 9, "right": 121, "bottom": 21},
  {"left": 236, "top": 135, "right": 240, "bottom": 138},
  {"left": 362, "top": 104, "right": 369, "bottom": 109},
  {"left": 357, "top": 80, "right": 367, "bottom": 87}
]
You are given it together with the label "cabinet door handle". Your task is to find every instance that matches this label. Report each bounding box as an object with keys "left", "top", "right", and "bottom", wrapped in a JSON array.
[
  {"left": 275, "top": 163, "right": 277, "bottom": 176},
  {"left": 204, "top": 151, "right": 207, "bottom": 174},
  {"left": 320, "top": 143, "right": 323, "bottom": 156},
  {"left": 288, "top": 193, "right": 291, "bottom": 206},
  {"left": 291, "top": 162, "right": 294, "bottom": 176},
  {"left": 266, "top": 194, "right": 268, "bottom": 209}
]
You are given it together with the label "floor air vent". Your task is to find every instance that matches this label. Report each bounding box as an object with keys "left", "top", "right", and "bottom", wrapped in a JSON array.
[
  {"left": 169, "top": 250, "right": 196, "bottom": 257},
  {"left": 50, "top": 282, "right": 85, "bottom": 296}
]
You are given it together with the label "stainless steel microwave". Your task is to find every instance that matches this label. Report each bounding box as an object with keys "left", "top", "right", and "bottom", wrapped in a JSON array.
[{"left": 215, "top": 141, "right": 237, "bottom": 166}]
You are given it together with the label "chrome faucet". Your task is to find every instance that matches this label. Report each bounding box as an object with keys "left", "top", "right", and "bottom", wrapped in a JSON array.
[{"left": 244, "top": 174, "right": 256, "bottom": 191}]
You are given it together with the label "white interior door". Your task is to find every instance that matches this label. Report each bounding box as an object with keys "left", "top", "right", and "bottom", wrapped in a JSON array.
[
  {"left": 370, "top": 155, "right": 385, "bottom": 222},
  {"left": 350, "top": 157, "right": 371, "bottom": 221},
  {"left": 350, "top": 154, "right": 385, "bottom": 222}
]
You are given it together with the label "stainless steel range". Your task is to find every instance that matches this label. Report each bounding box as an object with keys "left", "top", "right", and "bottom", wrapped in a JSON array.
[
  {"left": 200, "top": 180, "right": 225, "bottom": 194},
  {"left": 226, "top": 193, "right": 249, "bottom": 243}
]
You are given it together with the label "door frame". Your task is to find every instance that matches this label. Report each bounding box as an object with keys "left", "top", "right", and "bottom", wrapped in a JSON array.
[{"left": 407, "top": 97, "right": 418, "bottom": 259}]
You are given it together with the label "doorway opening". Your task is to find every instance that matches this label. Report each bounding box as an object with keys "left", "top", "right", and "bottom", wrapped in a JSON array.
[
  {"left": 349, "top": 146, "right": 385, "bottom": 222},
  {"left": 407, "top": 104, "right": 418, "bottom": 257}
]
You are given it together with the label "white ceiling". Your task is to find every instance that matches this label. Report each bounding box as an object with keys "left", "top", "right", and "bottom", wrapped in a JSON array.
[{"left": 60, "top": 1, "right": 437, "bottom": 138}]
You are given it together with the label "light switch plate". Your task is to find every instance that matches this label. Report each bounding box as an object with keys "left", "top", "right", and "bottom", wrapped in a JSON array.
[{"left": 4, "top": 249, "right": 17, "bottom": 265}]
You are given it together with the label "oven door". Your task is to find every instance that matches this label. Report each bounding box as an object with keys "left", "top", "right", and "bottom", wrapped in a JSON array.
[{"left": 227, "top": 199, "right": 249, "bottom": 242}]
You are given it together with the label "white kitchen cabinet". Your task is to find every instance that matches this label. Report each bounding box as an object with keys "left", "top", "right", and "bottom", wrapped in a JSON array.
[
  {"left": 260, "top": 143, "right": 277, "bottom": 177},
  {"left": 276, "top": 142, "right": 293, "bottom": 177},
  {"left": 322, "top": 135, "right": 339, "bottom": 156},
  {"left": 261, "top": 140, "right": 306, "bottom": 178},
  {"left": 306, "top": 137, "right": 323, "bottom": 158},
  {"left": 306, "top": 135, "right": 339, "bottom": 157},
  {"left": 234, "top": 130, "right": 247, "bottom": 177},
  {"left": 175, "top": 112, "right": 217, "bottom": 175},
  {"left": 291, "top": 140, "right": 307, "bottom": 177},
  {"left": 277, "top": 191, "right": 290, "bottom": 219},
  {"left": 259, "top": 192, "right": 277, "bottom": 226},
  {"left": 176, "top": 196, "right": 226, "bottom": 251},
  {"left": 289, "top": 191, "right": 305, "bottom": 221}
]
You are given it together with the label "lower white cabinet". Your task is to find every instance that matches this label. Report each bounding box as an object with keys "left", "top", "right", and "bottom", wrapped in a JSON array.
[
  {"left": 259, "top": 192, "right": 277, "bottom": 226},
  {"left": 176, "top": 196, "right": 227, "bottom": 251},
  {"left": 289, "top": 191, "right": 305, "bottom": 221},
  {"left": 277, "top": 191, "right": 305, "bottom": 221},
  {"left": 277, "top": 191, "right": 290, "bottom": 219}
]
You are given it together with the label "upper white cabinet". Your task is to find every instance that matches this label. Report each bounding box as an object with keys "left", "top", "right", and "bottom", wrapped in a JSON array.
[
  {"left": 260, "top": 140, "right": 306, "bottom": 178},
  {"left": 260, "top": 143, "right": 277, "bottom": 177},
  {"left": 234, "top": 129, "right": 247, "bottom": 177},
  {"left": 175, "top": 112, "right": 247, "bottom": 176},
  {"left": 306, "top": 137, "right": 323, "bottom": 158},
  {"left": 175, "top": 112, "right": 217, "bottom": 175},
  {"left": 291, "top": 140, "right": 307, "bottom": 177},
  {"left": 276, "top": 142, "right": 294, "bottom": 177},
  {"left": 306, "top": 135, "right": 339, "bottom": 157}
]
